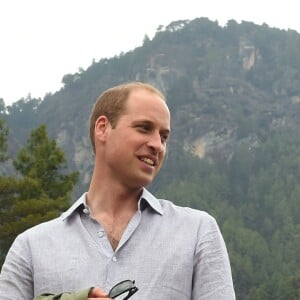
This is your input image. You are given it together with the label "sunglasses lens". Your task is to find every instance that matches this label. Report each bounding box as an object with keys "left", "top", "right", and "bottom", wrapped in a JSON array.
[{"left": 109, "top": 280, "right": 137, "bottom": 298}]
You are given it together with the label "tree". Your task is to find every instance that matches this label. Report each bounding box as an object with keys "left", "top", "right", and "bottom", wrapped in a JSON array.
[
  {"left": 143, "top": 34, "right": 150, "bottom": 45},
  {"left": 13, "top": 125, "right": 78, "bottom": 199},
  {"left": 277, "top": 272, "right": 300, "bottom": 299},
  {"left": 0, "top": 118, "right": 8, "bottom": 162},
  {"left": 0, "top": 124, "right": 79, "bottom": 266}
]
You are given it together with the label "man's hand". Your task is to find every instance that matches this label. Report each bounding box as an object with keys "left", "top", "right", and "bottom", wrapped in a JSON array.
[{"left": 88, "top": 287, "right": 112, "bottom": 299}]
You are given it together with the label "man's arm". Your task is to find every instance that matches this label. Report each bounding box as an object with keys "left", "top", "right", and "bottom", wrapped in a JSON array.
[
  {"left": 34, "top": 288, "right": 92, "bottom": 300},
  {"left": 0, "top": 234, "right": 34, "bottom": 299},
  {"left": 34, "top": 287, "right": 111, "bottom": 300},
  {"left": 192, "top": 214, "right": 236, "bottom": 300},
  {"left": 0, "top": 235, "right": 111, "bottom": 300}
]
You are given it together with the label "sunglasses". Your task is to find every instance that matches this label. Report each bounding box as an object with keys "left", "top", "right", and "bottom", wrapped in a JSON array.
[{"left": 108, "top": 279, "right": 138, "bottom": 299}]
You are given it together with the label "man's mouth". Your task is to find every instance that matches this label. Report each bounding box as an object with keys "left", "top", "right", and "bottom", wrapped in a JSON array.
[{"left": 140, "top": 157, "right": 155, "bottom": 166}]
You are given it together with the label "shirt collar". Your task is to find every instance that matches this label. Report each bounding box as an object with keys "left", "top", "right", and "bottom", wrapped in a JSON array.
[
  {"left": 61, "top": 188, "right": 163, "bottom": 221},
  {"left": 139, "top": 188, "right": 163, "bottom": 215},
  {"left": 61, "top": 193, "right": 87, "bottom": 221}
]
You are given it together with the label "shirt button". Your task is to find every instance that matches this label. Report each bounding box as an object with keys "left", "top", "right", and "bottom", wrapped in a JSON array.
[
  {"left": 112, "top": 256, "right": 117, "bottom": 262},
  {"left": 83, "top": 208, "right": 89, "bottom": 214},
  {"left": 98, "top": 231, "right": 105, "bottom": 238}
]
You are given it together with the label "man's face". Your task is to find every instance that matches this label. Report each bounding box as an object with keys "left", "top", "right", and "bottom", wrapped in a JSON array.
[{"left": 104, "top": 88, "right": 170, "bottom": 189}]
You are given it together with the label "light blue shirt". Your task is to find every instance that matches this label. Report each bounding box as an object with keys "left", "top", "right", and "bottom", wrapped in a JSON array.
[{"left": 0, "top": 188, "right": 235, "bottom": 299}]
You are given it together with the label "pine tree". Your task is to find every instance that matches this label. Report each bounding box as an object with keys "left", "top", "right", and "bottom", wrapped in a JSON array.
[
  {"left": 0, "top": 124, "right": 79, "bottom": 266},
  {"left": 0, "top": 118, "right": 8, "bottom": 162}
]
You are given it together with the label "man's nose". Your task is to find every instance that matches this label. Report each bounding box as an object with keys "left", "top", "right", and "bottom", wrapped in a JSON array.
[{"left": 147, "top": 132, "right": 164, "bottom": 153}]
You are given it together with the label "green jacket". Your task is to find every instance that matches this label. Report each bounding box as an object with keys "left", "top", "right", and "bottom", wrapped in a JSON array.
[{"left": 34, "top": 288, "right": 92, "bottom": 300}]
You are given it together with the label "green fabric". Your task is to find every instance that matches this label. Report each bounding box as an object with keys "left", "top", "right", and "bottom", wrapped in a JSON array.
[{"left": 34, "top": 287, "right": 92, "bottom": 300}]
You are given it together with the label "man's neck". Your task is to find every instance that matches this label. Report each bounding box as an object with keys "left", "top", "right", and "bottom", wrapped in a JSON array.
[
  {"left": 87, "top": 179, "right": 142, "bottom": 216},
  {"left": 86, "top": 180, "right": 142, "bottom": 251}
]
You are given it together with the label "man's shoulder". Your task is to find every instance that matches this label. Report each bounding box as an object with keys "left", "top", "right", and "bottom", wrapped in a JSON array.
[
  {"left": 20, "top": 194, "right": 85, "bottom": 240},
  {"left": 20, "top": 214, "right": 66, "bottom": 240},
  {"left": 153, "top": 198, "right": 222, "bottom": 243},
  {"left": 143, "top": 189, "right": 213, "bottom": 221},
  {"left": 158, "top": 198, "right": 216, "bottom": 224},
  {"left": 7, "top": 213, "right": 72, "bottom": 262}
]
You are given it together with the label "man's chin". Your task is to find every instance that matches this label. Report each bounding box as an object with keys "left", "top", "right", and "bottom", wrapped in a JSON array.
[{"left": 131, "top": 175, "right": 155, "bottom": 189}]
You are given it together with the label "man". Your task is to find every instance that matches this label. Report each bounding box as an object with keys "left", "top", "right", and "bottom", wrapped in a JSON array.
[{"left": 0, "top": 82, "right": 235, "bottom": 299}]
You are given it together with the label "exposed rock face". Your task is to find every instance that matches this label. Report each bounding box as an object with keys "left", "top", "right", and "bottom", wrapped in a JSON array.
[
  {"left": 239, "top": 38, "right": 259, "bottom": 70},
  {"left": 187, "top": 128, "right": 235, "bottom": 159}
]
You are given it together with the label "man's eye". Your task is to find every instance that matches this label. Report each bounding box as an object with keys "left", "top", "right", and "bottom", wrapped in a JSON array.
[
  {"left": 138, "top": 125, "right": 150, "bottom": 131},
  {"left": 161, "top": 135, "right": 168, "bottom": 143}
]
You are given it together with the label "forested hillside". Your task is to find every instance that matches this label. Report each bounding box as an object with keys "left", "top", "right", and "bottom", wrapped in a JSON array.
[{"left": 1, "top": 18, "right": 300, "bottom": 298}]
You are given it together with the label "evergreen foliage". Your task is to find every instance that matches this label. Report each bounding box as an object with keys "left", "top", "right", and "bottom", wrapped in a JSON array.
[
  {"left": 0, "top": 119, "right": 7, "bottom": 162},
  {"left": 0, "top": 125, "right": 78, "bottom": 266}
]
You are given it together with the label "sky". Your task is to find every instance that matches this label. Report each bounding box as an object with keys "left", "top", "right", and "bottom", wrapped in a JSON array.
[{"left": 1, "top": 0, "right": 299, "bottom": 106}]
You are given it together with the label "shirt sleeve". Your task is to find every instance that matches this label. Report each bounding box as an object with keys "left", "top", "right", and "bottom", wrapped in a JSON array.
[
  {"left": 34, "top": 288, "right": 92, "bottom": 300},
  {"left": 192, "top": 214, "right": 236, "bottom": 300},
  {"left": 0, "top": 234, "right": 34, "bottom": 300}
]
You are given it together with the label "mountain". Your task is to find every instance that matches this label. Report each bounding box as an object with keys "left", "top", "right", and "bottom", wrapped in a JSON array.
[
  {"left": 1, "top": 18, "right": 300, "bottom": 299},
  {"left": 3, "top": 18, "right": 300, "bottom": 192}
]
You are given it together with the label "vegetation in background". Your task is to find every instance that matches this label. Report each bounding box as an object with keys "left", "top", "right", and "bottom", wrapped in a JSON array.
[
  {"left": 1, "top": 18, "right": 300, "bottom": 299},
  {"left": 154, "top": 132, "right": 300, "bottom": 299},
  {"left": 0, "top": 123, "right": 78, "bottom": 266}
]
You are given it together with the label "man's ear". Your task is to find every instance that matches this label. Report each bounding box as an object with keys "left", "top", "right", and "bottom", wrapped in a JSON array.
[{"left": 94, "top": 115, "right": 110, "bottom": 142}]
